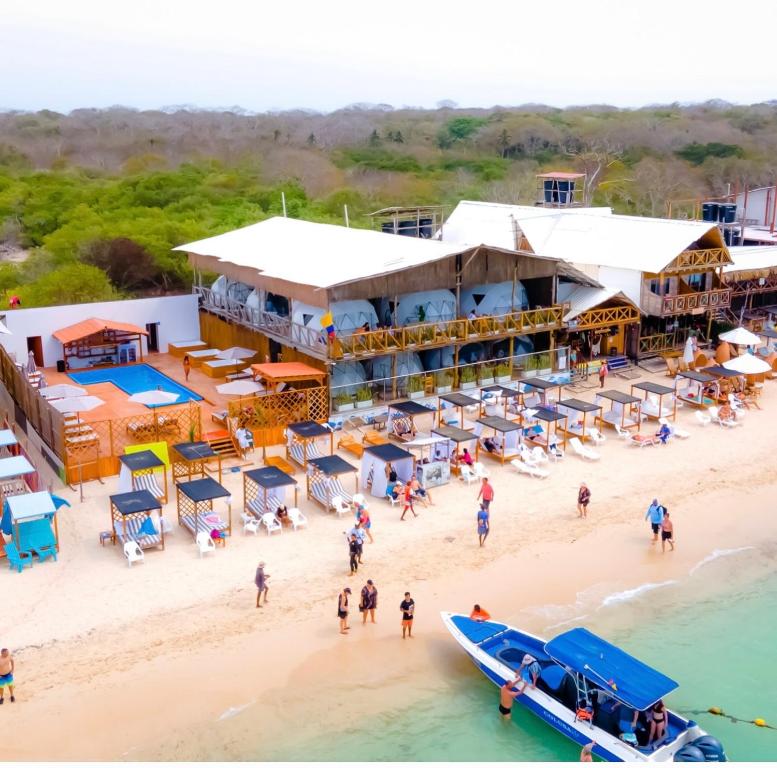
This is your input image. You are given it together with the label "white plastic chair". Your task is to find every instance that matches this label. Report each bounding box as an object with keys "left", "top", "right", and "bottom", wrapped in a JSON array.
[
  {"left": 123, "top": 540, "right": 144, "bottom": 567},
  {"left": 614, "top": 424, "right": 631, "bottom": 439},
  {"left": 530, "top": 446, "right": 549, "bottom": 465},
  {"left": 709, "top": 406, "right": 738, "bottom": 428},
  {"left": 510, "top": 458, "right": 550, "bottom": 479},
  {"left": 695, "top": 411, "right": 711, "bottom": 427},
  {"left": 587, "top": 427, "right": 606, "bottom": 446},
  {"left": 331, "top": 495, "right": 350, "bottom": 517},
  {"left": 659, "top": 417, "right": 689, "bottom": 439},
  {"left": 386, "top": 492, "right": 400, "bottom": 507},
  {"left": 569, "top": 437, "right": 600, "bottom": 461},
  {"left": 288, "top": 508, "right": 307, "bottom": 531},
  {"left": 518, "top": 443, "right": 538, "bottom": 467},
  {"left": 459, "top": 466, "right": 477, "bottom": 485},
  {"left": 196, "top": 531, "right": 216, "bottom": 557},
  {"left": 473, "top": 461, "right": 490, "bottom": 479},
  {"left": 241, "top": 512, "right": 260, "bottom": 535},
  {"left": 547, "top": 440, "right": 565, "bottom": 461},
  {"left": 261, "top": 512, "right": 283, "bottom": 535},
  {"left": 728, "top": 394, "right": 747, "bottom": 418}
]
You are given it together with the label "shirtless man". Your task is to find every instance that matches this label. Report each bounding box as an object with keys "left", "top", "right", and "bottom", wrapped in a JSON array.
[
  {"left": 499, "top": 678, "right": 521, "bottom": 720},
  {"left": 0, "top": 648, "right": 15, "bottom": 704}
]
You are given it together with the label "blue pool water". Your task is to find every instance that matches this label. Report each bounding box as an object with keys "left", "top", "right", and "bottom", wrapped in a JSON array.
[{"left": 69, "top": 364, "right": 202, "bottom": 407}]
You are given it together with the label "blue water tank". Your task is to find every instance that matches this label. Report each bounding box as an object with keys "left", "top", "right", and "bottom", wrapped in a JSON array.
[{"left": 701, "top": 202, "right": 716, "bottom": 222}]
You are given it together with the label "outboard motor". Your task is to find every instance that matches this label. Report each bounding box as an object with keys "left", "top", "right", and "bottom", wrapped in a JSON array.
[
  {"left": 690, "top": 735, "right": 726, "bottom": 762},
  {"left": 674, "top": 745, "right": 706, "bottom": 762}
]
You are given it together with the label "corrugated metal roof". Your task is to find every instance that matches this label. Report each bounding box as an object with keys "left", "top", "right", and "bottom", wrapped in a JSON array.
[{"left": 724, "top": 245, "right": 777, "bottom": 274}]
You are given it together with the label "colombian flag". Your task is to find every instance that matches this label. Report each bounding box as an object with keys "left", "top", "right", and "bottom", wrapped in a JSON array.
[{"left": 321, "top": 312, "right": 336, "bottom": 339}]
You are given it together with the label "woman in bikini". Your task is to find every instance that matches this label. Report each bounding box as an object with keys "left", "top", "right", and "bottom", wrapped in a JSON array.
[{"left": 648, "top": 699, "right": 667, "bottom": 746}]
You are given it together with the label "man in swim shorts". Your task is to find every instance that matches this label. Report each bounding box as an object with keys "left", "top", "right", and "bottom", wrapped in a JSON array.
[
  {"left": 0, "top": 648, "right": 15, "bottom": 704},
  {"left": 499, "top": 678, "right": 521, "bottom": 719}
]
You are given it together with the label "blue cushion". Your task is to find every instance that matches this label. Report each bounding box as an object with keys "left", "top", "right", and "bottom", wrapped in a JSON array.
[{"left": 138, "top": 516, "right": 158, "bottom": 536}]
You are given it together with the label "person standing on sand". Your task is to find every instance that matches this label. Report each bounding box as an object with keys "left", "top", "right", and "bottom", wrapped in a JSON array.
[
  {"left": 348, "top": 534, "right": 360, "bottom": 575},
  {"left": 577, "top": 482, "right": 591, "bottom": 518},
  {"left": 255, "top": 562, "right": 269, "bottom": 608},
  {"left": 598, "top": 360, "right": 608, "bottom": 389},
  {"left": 356, "top": 504, "right": 373, "bottom": 544},
  {"left": 0, "top": 649, "right": 15, "bottom": 704},
  {"left": 182, "top": 354, "right": 191, "bottom": 382},
  {"left": 401, "top": 482, "right": 418, "bottom": 520},
  {"left": 645, "top": 499, "right": 664, "bottom": 544},
  {"left": 400, "top": 592, "right": 415, "bottom": 638},
  {"left": 661, "top": 512, "right": 675, "bottom": 553},
  {"left": 338, "top": 587, "right": 351, "bottom": 634},
  {"left": 477, "top": 477, "right": 494, "bottom": 510},
  {"left": 499, "top": 678, "right": 521, "bottom": 720},
  {"left": 360, "top": 579, "right": 378, "bottom": 624},
  {"left": 477, "top": 505, "right": 490, "bottom": 547},
  {"left": 347, "top": 522, "right": 366, "bottom": 564}
]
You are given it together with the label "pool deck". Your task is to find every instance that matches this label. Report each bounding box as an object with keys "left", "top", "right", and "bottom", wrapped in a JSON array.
[{"left": 40, "top": 353, "right": 231, "bottom": 424}]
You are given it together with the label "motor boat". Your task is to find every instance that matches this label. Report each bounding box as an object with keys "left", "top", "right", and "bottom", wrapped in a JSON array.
[{"left": 441, "top": 613, "right": 725, "bottom": 762}]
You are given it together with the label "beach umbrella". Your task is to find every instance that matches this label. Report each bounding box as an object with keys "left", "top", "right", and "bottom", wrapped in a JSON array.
[
  {"left": 50, "top": 395, "right": 105, "bottom": 414},
  {"left": 128, "top": 389, "right": 179, "bottom": 406},
  {"left": 39, "top": 384, "right": 87, "bottom": 400},
  {"left": 682, "top": 337, "right": 695, "bottom": 365},
  {"left": 217, "top": 346, "right": 256, "bottom": 362},
  {"left": 722, "top": 353, "right": 771, "bottom": 375},
  {"left": 719, "top": 327, "right": 761, "bottom": 346},
  {"left": 26, "top": 350, "right": 37, "bottom": 375},
  {"left": 216, "top": 380, "right": 263, "bottom": 397}
]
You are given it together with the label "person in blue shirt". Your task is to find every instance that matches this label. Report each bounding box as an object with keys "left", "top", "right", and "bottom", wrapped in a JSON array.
[
  {"left": 477, "top": 505, "right": 490, "bottom": 547},
  {"left": 655, "top": 422, "right": 671, "bottom": 445},
  {"left": 645, "top": 499, "right": 664, "bottom": 543}
]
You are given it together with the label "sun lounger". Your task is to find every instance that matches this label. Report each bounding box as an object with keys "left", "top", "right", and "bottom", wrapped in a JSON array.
[
  {"left": 586, "top": 427, "right": 606, "bottom": 445},
  {"left": 133, "top": 472, "right": 165, "bottom": 501},
  {"left": 211, "top": 409, "right": 228, "bottom": 426},
  {"left": 695, "top": 411, "right": 711, "bottom": 426},
  {"left": 114, "top": 517, "right": 163, "bottom": 550},
  {"left": 240, "top": 512, "right": 260, "bottom": 534},
  {"left": 659, "top": 418, "right": 689, "bottom": 439},
  {"left": 547, "top": 440, "right": 565, "bottom": 461},
  {"left": 569, "top": 437, "right": 600, "bottom": 461},
  {"left": 179, "top": 513, "right": 228, "bottom": 539},
  {"left": 391, "top": 417, "right": 415, "bottom": 442},
  {"left": 288, "top": 440, "right": 322, "bottom": 468},
  {"left": 459, "top": 465, "right": 477, "bottom": 485},
  {"left": 510, "top": 458, "right": 549, "bottom": 479},
  {"left": 628, "top": 433, "right": 659, "bottom": 448},
  {"left": 708, "top": 406, "right": 739, "bottom": 428},
  {"left": 337, "top": 434, "right": 364, "bottom": 458}
]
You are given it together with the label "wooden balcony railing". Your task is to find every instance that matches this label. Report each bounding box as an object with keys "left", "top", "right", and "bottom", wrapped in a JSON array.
[
  {"left": 665, "top": 248, "right": 731, "bottom": 273},
  {"left": 640, "top": 285, "right": 731, "bottom": 317},
  {"left": 567, "top": 304, "right": 640, "bottom": 331}
]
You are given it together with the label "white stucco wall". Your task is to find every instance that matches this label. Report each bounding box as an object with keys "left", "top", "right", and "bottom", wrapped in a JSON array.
[
  {"left": 596, "top": 266, "right": 643, "bottom": 311},
  {"left": 0, "top": 294, "right": 199, "bottom": 367}
]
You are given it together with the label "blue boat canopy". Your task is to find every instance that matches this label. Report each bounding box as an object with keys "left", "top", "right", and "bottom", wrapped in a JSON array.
[
  {"left": 450, "top": 615, "right": 508, "bottom": 645},
  {"left": 544, "top": 628, "right": 678, "bottom": 711}
]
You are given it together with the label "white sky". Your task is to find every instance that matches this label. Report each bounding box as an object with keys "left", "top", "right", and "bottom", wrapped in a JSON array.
[{"left": 3, "top": 0, "right": 774, "bottom": 113}]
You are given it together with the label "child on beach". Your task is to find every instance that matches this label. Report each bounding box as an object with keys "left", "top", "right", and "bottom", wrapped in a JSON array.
[
  {"left": 400, "top": 592, "right": 415, "bottom": 638},
  {"left": 661, "top": 512, "right": 675, "bottom": 553},
  {"left": 0, "top": 648, "right": 15, "bottom": 704}
]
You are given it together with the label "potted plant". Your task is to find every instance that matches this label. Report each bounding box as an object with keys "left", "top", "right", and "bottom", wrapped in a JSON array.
[
  {"left": 459, "top": 365, "right": 477, "bottom": 390},
  {"left": 355, "top": 385, "right": 373, "bottom": 409},
  {"left": 434, "top": 370, "right": 453, "bottom": 394},
  {"left": 478, "top": 363, "right": 495, "bottom": 386},
  {"left": 521, "top": 353, "right": 538, "bottom": 379},
  {"left": 334, "top": 392, "right": 354, "bottom": 413},
  {"left": 495, "top": 361, "right": 512, "bottom": 384},
  {"left": 537, "top": 352, "right": 552, "bottom": 377},
  {"left": 407, "top": 374, "right": 425, "bottom": 399}
]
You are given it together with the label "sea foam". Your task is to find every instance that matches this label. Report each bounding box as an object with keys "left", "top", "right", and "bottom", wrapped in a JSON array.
[
  {"left": 689, "top": 546, "right": 755, "bottom": 576},
  {"left": 599, "top": 580, "right": 677, "bottom": 608},
  {"left": 217, "top": 702, "right": 254, "bottom": 721}
]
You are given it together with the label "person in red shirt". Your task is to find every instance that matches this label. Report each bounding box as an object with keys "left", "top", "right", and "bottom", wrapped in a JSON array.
[
  {"left": 470, "top": 604, "right": 491, "bottom": 622},
  {"left": 400, "top": 482, "right": 418, "bottom": 520},
  {"left": 477, "top": 477, "right": 494, "bottom": 510}
]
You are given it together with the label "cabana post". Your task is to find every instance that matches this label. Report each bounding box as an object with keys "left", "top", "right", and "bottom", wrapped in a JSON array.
[
  {"left": 556, "top": 398, "right": 602, "bottom": 442},
  {"left": 595, "top": 390, "right": 643, "bottom": 432}
]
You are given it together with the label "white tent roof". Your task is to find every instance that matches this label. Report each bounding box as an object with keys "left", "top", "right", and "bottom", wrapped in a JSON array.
[
  {"left": 723, "top": 246, "right": 777, "bottom": 274},
  {"left": 557, "top": 284, "right": 640, "bottom": 321},
  {"left": 176, "top": 217, "right": 470, "bottom": 290},
  {"left": 443, "top": 201, "right": 725, "bottom": 274}
]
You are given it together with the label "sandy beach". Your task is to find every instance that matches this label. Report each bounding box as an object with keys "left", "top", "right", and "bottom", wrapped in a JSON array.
[{"left": 4, "top": 371, "right": 777, "bottom": 761}]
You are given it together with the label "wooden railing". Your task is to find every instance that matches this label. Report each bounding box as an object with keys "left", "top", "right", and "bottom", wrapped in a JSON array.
[
  {"left": 637, "top": 329, "right": 690, "bottom": 355},
  {"left": 726, "top": 275, "right": 777, "bottom": 297},
  {"left": 640, "top": 285, "right": 731, "bottom": 317},
  {"left": 567, "top": 304, "right": 640, "bottom": 331},
  {"left": 666, "top": 248, "right": 731, "bottom": 272}
]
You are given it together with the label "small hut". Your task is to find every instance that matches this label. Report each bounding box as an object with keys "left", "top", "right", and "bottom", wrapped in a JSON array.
[
  {"left": 176, "top": 477, "right": 232, "bottom": 541},
  {"left": 675, "top": 371, "right": 719, "bottom": 408},
  {"left": 286, "top": 421, "right": 334, "bottom": 469},
  {"left": 171, "top": 441, "right": 222, "bottom": 483},
  {"left": 480, "top": 385, "right": 522, "bottom": 420},
  {"left": 244, "top": 466, "right": 298, "bottom": 519},
  {"left": 631, "top": 382, "right": 677, "bottom": 422},
  {"left": 388, "top": 400, "right": 436, "bottom": 442},
  {"left": 109, "top": 489, "right": 164, "bottom": 552},
  {"left": 520, "top": 378, "right": 564, "bottom": 408},
  {"left": 5, "top": 491, "right": 59, "bottom": 558},
  {"left": 361, "top": 443, "right": 415, "bottom": 498},
  {"left": 556, "top": 398, "right": 602, "bottom": 442},
  {"left": 437, "top": 392, "right": 479, "bottom": 428},
  {"left": 0, "top": 455, "right": 36, "bottom": 504},
  {"left": 522, "top": 406, "right": 568, "bottom": 449},
  {"left": 307, "top": 455, "right": 358, "bottom": 510},
  {"left": 474, "top": 416, "right": 522, "bottom": 463},
  {"left": 431, "top": 425, "right": 477, "bottom": 476},
  {"left": 118, "top": 449, "right": 168, "bottom": 503},
  {"left": 595, "top": 391, "right": 642, "bottom": 432}
]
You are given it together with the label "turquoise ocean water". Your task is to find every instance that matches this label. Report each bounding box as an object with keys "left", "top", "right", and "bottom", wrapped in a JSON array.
[{"left": 259, "top": 543, "right": 777, "bottom": 761}]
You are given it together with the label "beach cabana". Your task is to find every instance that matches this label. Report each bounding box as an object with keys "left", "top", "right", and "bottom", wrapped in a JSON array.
[
  {"left": 630, "top": 382, "right": 677, "bottom": 422},
  {"left": 480, "top": 385, "right": 522, "bottom": 420},
  {"left": 703, "top": 365, "right": 745, "bottom": 397},
  {"left": 520, "top": 378, "right": 564, "bottom": 408},
  {"left": 176, "top": 477, "right": 232, "bottom": 542},
  {"left": 244, "top": 466, "right": 298, "bottom": 519},
  {"left": 118, "top": 449, "right": 168, "bottom": 503},
  {"left": 109, "top": 490, "right": 164, "bottom": 552},
  {"left": 171, "top": 441, "right": 222, "bottom": 484},
  {"left": 286, "top": 421, "right": 334, "bottom": 469},
  {"left": 3, "top": 491, "right": 58, "bottom": 562},
  {"left": 0, "top": 429, "right": 18, "bottom": 458},
  {"left": 432, "top": 425, "right": 477, "bottom": 475},
  {"left": 675, "top": 371, "right": 719, "bottom": 408},
  {"left": 388, "top": 400, "right": 436, "bottom": 442},
  {"left": 307, "top": 455, "right": 357, "bottom": 510},
  {"left": 556, "top": 399, "right": 602, "bottom": 442},
  {"left": 474, "top": 416, "right": 522, "bottom": 464},
  {"left": 595, "top": 391, "right": 642, "bottom": 432},
  {"left": 522, "top": 406, "right": 568, "bottom": 449},
  {"left": 0, "top": 455, "right": 35, "bottom": 504},
  {"left": 361, "top": 443, "right": 414, "bottom": 498},
  {"left": 437, "top": 392, "right": 479, "bottom": 429}
]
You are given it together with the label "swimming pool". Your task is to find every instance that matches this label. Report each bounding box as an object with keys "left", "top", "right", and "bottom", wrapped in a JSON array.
[{"left": 69, "top": 364, "right": 202, "bottom": 408}]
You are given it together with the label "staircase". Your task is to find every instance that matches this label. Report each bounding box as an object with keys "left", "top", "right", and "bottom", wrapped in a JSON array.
[
  {"left": 607, "top": 354, "right": 641, "bottom": 380},
  {"left": 203, "top": 429, "right": 238, "bottom": 461}
]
